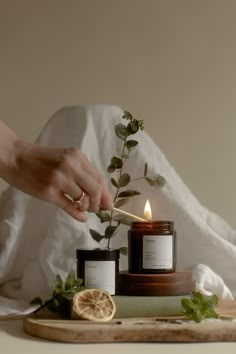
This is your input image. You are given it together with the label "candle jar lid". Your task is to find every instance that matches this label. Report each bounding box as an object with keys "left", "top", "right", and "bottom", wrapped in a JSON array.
[{"left": 76, "top": 248, "right": 120, "bottom": 261}]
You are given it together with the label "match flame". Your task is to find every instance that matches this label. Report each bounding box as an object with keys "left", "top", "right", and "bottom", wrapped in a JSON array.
[{"left": 144, "top": 199, "right": 152, "bottom": 220}]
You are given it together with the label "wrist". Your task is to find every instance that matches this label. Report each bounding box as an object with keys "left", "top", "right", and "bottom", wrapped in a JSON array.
[{"left": 0, "top": 120, "right": 24, "bottom": 182}]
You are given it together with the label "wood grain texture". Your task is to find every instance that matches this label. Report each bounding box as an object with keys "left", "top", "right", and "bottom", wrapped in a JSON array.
[{"left": 23, "top": 300, "right": 236, "bottom": 343}]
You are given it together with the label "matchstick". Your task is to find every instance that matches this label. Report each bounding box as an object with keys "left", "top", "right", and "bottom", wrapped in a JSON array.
[{"left": 113, "top": 207, "right": 147, "bottom": 222}]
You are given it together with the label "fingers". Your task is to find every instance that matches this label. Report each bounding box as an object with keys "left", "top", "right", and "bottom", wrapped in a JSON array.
[
  {"left": 73, "top": 191, "right": 90, "bottom": 212},
  {"left": 56, "top": 192, "right": 88, "bottom": 222},
  {"left": 54, "top": 148, "right": 113, "bottom": 219},
  {"left": 100, "top": 183, "right": 114, "bottom": 210},
  {"left": 76, "top": 152, "right": 113, "bottom": 211},
  {"left": 75, "top": 172, "right": 102, "bottom": 212}
]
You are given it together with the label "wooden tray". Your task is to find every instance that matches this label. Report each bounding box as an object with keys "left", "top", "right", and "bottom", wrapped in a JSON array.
[
  {"left": 23, "top": 300, "right": 236, "bottom": 343},
  {"left": 119, "top": 270, "right": 195, "bottom": 296}
]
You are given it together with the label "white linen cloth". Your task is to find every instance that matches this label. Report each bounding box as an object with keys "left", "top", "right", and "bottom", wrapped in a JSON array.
[{"left": 0, "top": 104, "right": 235, "bottom": 318}]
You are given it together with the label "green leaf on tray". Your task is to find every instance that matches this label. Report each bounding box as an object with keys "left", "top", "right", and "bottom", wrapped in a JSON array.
[
  {"left": 181, "top": 291, "right": 219, "bottom": 323},
  {"left": 54, "top": 274, "right": 63, "bottom": 293},
  {"left": 31, "top": 272, "right": 84, "bottom": 317},
  {"left": 30, "top": 296, "right": 43, "bottom": 306}
]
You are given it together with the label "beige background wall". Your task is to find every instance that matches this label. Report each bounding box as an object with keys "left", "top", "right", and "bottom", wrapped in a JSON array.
[{"left": 0, "top": 0, "right": 236, "bottom": 226}]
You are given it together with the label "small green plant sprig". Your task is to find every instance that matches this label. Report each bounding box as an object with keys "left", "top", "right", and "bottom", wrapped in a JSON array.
[
  {"left": 31, "top": 272, "right": 83, "bottom": 317},
  {"left": 89, "top": 111, "right": 166, "bottom": 251},
  {"left": 181, "top": 291, "right": 219, "bottom": 323}
]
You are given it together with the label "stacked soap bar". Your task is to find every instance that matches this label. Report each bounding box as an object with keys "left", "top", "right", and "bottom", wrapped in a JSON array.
[{"left": 112, "top": 295, "right": 188, "bottom": 318}]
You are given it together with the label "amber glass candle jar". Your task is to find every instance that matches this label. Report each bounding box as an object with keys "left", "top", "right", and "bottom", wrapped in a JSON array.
[
  {"left": 128, "top": 221, "right": 176, "bottom": 274},
  {"left": 76, "top": 248, "right": 120, "bottom": 295}
]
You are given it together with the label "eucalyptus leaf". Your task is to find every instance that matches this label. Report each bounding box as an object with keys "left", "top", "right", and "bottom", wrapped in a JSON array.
[
  {"left": 144, "top": 162, "right": 148, "bottom": 176},
  {"left": 122, "top": 111, "right": 133, "bottom": 121},
  {"left": 114, "top": 198, "right": 130, "bottom": 208},
  {"left": 96, "top": 211, "right": 111, "bottom": 223},
  {"left": 155, "top": 175, "right": 166, "bottom": 188},
  {"left": 112, "top": 214, "right": 132, "bottom": 226},
  {"left": 107, "top": 164, "right": 116, "bottom": 173},
  {"left": 118, "top": 173, "right": 131, "bottom": 187},
  {"left": 125, "top": 140, "right": 138, "bottom": 150},
  {"left": 119, "top": 247, "right": 128, "bottom": 255},
  {"left": 111, "top": 178, "right": 118, "bottom": 188},
  {"left": 145, "top": 177, "right": 156, "bottom": 186},
  {"left": 127, "top": 120, "right": 139, "bottom": 134},
  {"left": 104, "top": 225, "right": 118, "bottom": 239},
  {"left": 89, "top": 229, "right": 104, "bottom": 242},
  {"left": 115, "top": 123, "right": 129, "bottom": 140},
  {"left": 111, "top": 156, "right": 123, "bottom": 169},
  {"left": 118, "top": 190, "right": 141, "bottom": 198}
]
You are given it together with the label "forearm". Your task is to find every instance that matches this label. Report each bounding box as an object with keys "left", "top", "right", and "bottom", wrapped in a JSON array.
[{"left": 0, "top": 120, "right": 19, "bottom": 182}]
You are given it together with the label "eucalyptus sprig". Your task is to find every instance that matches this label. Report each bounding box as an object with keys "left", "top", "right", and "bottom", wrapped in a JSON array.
[
  {"left": 89, "top": 110, "right": 166, "bottom": 251},
  {"left": 181, "top": 291, "right": 219, "bottom": 323},
  {"left": 31, "top": 272, "right": 84, "bottom": 317}
]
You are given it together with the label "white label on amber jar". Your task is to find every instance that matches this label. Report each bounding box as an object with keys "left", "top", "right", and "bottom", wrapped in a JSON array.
[
  {"left": 143, "top": 235, "right": 173, "bottom": 269},
  {"left": 84, "top": 260, "right": 116, "bottom": 294}
]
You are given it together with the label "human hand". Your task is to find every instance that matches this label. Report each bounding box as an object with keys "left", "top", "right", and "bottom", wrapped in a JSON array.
[{"left": 2, "top": 139, "right": 113, "bottom": 222}]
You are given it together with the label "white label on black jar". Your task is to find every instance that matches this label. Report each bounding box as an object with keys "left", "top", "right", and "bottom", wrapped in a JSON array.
[
  {"left": 143, "top": 235, "right": 173, "bottom": 269},
  {"left": 84, "top": 260, "right": 116, "bottom": 294}
]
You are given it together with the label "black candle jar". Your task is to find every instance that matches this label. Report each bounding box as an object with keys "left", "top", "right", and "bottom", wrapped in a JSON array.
[
  {"left": 128, "top": 221, "right": 176, "bottom": 274},
  {"left": 76, "top": 248, "right": 120, "bottom": 295}
]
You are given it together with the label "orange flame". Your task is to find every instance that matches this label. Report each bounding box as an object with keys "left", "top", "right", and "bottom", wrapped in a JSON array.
[{"left": 144, "top": 200, "right": 152, "bottom": 220}]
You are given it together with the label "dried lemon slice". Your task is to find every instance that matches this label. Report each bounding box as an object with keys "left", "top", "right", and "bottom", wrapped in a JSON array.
[{"left": 72, "top": 288, "right": 116, "bottom": 322}]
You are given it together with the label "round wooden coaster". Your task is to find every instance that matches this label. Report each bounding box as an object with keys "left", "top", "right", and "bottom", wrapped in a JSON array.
[{"left": 119, "top": 270, "right": 195, "bottom": 296}]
